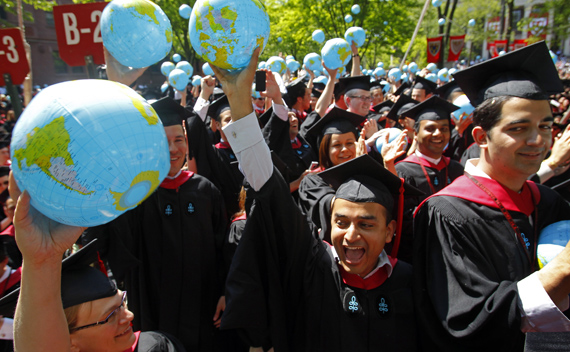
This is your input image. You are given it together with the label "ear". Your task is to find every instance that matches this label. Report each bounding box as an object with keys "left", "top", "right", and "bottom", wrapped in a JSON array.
[
  {"left": 472, "top": 126, "right": 489, "bottom": 150},
  {"left": 384, "top": 220, "right": 397, "bottom": 244}
]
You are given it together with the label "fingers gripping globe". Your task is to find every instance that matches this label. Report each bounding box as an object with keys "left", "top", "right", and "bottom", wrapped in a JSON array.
[
  {"left": 189, "top": 0, "right": 270, "bottom": 70},
  {"left": 101, "top": 0, "right": 173, "bottom": 68},
  {"left": 10, "top": 80, "right": 170, "bottom": 227}
]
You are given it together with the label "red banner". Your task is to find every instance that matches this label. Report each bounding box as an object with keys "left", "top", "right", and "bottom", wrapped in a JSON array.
[
  {"left": 527, "top": 12, "right": 548, "bottom": 40},
  {"left": 427, "top": 36, "right": 443, "bottom": 63},
  {"left": 513, "top": 39, "right": 527, "bottom": 51},
  {"left": 487, "top": 42, "right": 497, "bottom": 58},
  {"left": 494, "top": 40, "right": 508, "bottom": 55},
  {"left": 447, "top": 34, "right": 465, "bottom": 62}
]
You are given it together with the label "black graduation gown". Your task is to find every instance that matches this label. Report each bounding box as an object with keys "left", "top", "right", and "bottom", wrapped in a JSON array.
[
  {"left": 460, "top": 142, "right": 480, "bottom": 166},
  {"left": 261, "top": 110, "right": 317, "bottom": 181},
  {"left": 395, "top": 155, "right": 463, "bottom": 263},
  {"left": 221, "top": 168, "right": 418, "bottom": 351},
  {"left": 444, "top": 124, "right": 474, "bottom": 161},
  {"left": 135, "top": 331, "right": 186, "bottom": 352},
  {"left": 297, "top": 172, "right": 334, "bottom": 239},
  {"left": 413, "top": 175, "right": 570, "bottom": 351},
  {"left": 85, "top": 173, "right": 227, "bottom": 352}
]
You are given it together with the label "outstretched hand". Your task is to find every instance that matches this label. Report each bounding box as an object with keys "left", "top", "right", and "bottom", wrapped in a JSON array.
[
  {"left": 211, "top": 47, "right": 261, "bottom": 121},
  {"left": 10, "top": 172, "right": 85, "bottom": 267},
  {"left": 103, "top": 46, "right": 147, "bottom": 86}
]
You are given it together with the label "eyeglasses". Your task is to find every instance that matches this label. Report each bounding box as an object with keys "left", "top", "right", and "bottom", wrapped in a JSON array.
[
  {"left": 349, "top": 95, "right": 372, "bottom": 102},
  {"left": 254, "top": 97, "right": 265, "bottom": 101},
  {"left": 70, "top": 291, "right": 128, "bottom": 333}
]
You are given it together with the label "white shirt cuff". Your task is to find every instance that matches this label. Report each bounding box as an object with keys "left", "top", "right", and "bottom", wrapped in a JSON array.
[
  {"left": 223, "top": 112, "right": 272, "bottom": 191},
  {"left": 0, "top": 318, "right": 13, "bottom": 340},
  {"left": 193, "top": 96, "right": 210, "bottom": 121},
  {"left": 518, "top": 272, "right": 570, "bottom": 332},
  {"left": 273, "top": 102, "right": 289, "bottom": 122},
  {"left": 536, "top": 161, "right": 556, "bottom": 184}
]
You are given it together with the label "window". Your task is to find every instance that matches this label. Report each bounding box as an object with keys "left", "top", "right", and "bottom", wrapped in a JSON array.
[
  {"left": 45, "top": 12, "right": 54, "bottom": 26},
  {"left": 52, "top": 50, "right": 68, "bottom": 74}
]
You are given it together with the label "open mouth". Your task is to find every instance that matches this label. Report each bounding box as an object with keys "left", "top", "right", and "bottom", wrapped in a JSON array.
[{"left": 344, "top": 246, "right": 365, "bottom": 264}]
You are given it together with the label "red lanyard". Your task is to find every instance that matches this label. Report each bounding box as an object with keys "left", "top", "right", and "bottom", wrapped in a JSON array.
[
  {"left": 415, "top": 155, "right": 448, "bottom": 194},
  {"left": 466, "top": 174, "right": 538, "bottom": 271}
]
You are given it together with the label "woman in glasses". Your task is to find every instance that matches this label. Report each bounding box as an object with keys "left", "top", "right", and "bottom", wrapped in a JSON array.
[{"left": 3, "top": 178, "right": 185, "bottom": 352}]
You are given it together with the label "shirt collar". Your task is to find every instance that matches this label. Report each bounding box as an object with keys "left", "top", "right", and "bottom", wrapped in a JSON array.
[
  {"left": 331, "top": 247, "right": 394, "bottom": 279},
  {"left": 464, "top": 158, "right": 491, "bottom": 179},
  {"left": 415, "top": 149, "right": 441, "bottom": 165}
]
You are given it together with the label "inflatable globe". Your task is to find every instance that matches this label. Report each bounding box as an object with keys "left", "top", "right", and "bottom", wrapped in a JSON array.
[
  {"left": 188, "top": 0, "right": 270, "bottom": 70},
  {"left": 408, "top": 62, "right": 418, "bottom": 73},
  {"left": 169, "top": 68, "right": 189, "bottom": 91},
  {"left": 427, "top": 63, "right": 438, "bottom": 72},
  {"left": 314, "top": 75, "right": 328, "bottom": 85},
  {"left": 468, "top": 19, "right": 476, "bottom": 27},
  {"left": 312, "top": 29, "right": 325, "bottom": 43},
  {"left": 377, "top": 62, "right": 384, "bottom": 68},
  {"left": 286, "top": 60, "right": 301, "bottom": 72},
  {"left": 266, "top": 56, "right": 287, "bottom": 74},
  {"left": 537, "top": 221, "right": 570, "bottom": 269},
  {"left": 448, "top": 67, "right": 458, "bottom": 77},
  {"left": 383, "top": 21, "right": 388, "bottom": 26},
  {"left": 437, "top": 68, "right": 449, "bottom": 82},
  {"left": 314, "top": 69, "right": 323, "bottom": 77},
  {"left": 304, "top": 53, "right": 322, "bottom": 71},
  {"left": 375, "top": 128, "right": 407, "bottom": 152},
  {"left": 499, "top": 50, "right": 506, "bottom": 56},
  {"left": 344, "top": 27, "right": 366, "bottom": 48},
  {"left": 172, "top": 53, "right": 181, "bottom": 63},
  {"left": 286, "top": 55, "right": 295, "bottom": 61},
  {"left": 176, "top": 61, "right": 193, "bottom": 76},
  {"left": 381, "top": 81, "right": 391, "bottom": 94},
  {"left": 336, "top": 66, "right": 346, "bottom": 79},
  {"left": 438, "top": 18, "right": 446, "bottom": 26},
  {"left": 373, "top": 67, "right": 385, "bottom": 78},
  {"left": 160, "top": 82, "right": 169, "bottom": 93},
  {"left": 192, "top": 75, "right": 202, "bottom": 87},
  {"left": 203, "top": 63, "right": 214, "bottom": 76},
  {"left": 277, "top": 37, "right": 283, "bottom": 43},
  {"left": 101, "top": 0, "right": 172, "bottom": 68},
  {"left": 388, "top": 68, "right": 402, "bottom": 82},
  {"left": 425, "top": 73, "right": 437, "bottom": 83},
  {"left": 550, "top": 50, "right": 558, "bottom": 64},
  {"left": 10, "top": 80, "right": 169, "bottom": 227},
  {"left": 161, "top": 61, "right": 175, "bottom": 76},
  {"left": 258, "top": 61, "right": 266, "bottom": 69},
  {"left": 432, "top": 0, "right": 442, "bottom": 7},
  {"left": 344, "top": 14, "right": 353, "bottom": 23},
  {"left": 351, "top": 4, "right": 360, "bottom": 14},
  {"left": 179, "top": 4, "right": 191, "bottom": 19},
  {"left": 321, "top": 38, "right": 351, "bottom": 70},
  {"left": 451, "top": 94, "right": 474, "bottom": 122},
  {"left": 402, "top": 64, "right": 408, "bottom": 73},
  {"left": 401, "top": 73, "right": 409, "bottom": 83}
]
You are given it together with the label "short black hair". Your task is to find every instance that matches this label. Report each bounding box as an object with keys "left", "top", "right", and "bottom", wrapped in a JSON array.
[{"left": 472, "top": 95, "right": 514, "bottom": 132}]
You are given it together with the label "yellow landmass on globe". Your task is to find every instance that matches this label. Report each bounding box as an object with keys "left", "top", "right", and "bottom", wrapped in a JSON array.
[
  {"left": 113, "top": 82, "right": 159, "bottom": 125},
  {"left": 202, "top": 1, "right": 224, "bottom": 32},
  {"left": 13, "top": 116, "right": 94, "bottom": 196},
  {"left": 122, "top": 0, "right": 159, "bottom": 25},
  {"left": 110, "top": 170, "right": 160, "bottom": 211},
  {"left": 338, "top": 46, "right": 350, "bottom": 64},
  {"left": 166, "top": 28, "right": 172, "bottom": 43}
]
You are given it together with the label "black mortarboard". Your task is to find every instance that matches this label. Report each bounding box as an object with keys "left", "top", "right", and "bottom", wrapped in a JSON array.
[
  {"left": 212, "top": 87, "right": 225, "bottom": 101},
  {"left": 333, "top": 82, "right": 345, "bottom": 99},
  {"left": 372, "top": 100, "right": 394, "bottom": 114},
  {"left": 319, "top": 154, "right": 424, "bottom": 257},
  {"left": 435, "top": 80, "right": 463, "bottom": 101},
  {"left": 0, "top": 140, "right": 8, "bottom": 150},
  {"left": 0, "top": 240, "right": 117, "bottom": 316},
  {"left": 207, "top": 95, "right": 230, "bottom": 122},
  {"left": 311, "top": 88, "right": 322, "bottom": 99},
  {"left": 339, "top": 75, "right": 370, "bottom": 93},
  {"left": 453, "top": 41, "right": 563, "bottom": 107},
  {"left": 369, "top": 81, "right": 381, "bottom": 90},
  {"left": 393, "top": 82, "right": 411, "bottom": 97},
  {"left": 285, "top": 76, "right": 307, "bottom": 96},
  {"left": 385, "top": 95, "right": 419, "bottom": 122},
  {"left": 307, "top": 107, "right": 366, "bottom": 140},
  {"left": 313, "top": 82, "right": 326, "bottom": 91},
  {"left": 413, "top": 76, "right": 438, "bottom": 95},
  {"left": 400, "top": 96, "right": 458, "bottom": 123},
  {"left": 258, "top": 106, "right": 273, "bottom": 128},
  {"left": 0, "top": 166, "right": 9, "bottom": 178},
  {"left": 151, "top": 97, "right": 187, "bottom": 127}
]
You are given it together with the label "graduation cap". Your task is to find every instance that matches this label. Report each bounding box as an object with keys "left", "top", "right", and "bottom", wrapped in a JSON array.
[
  {"left": 313, "top": 82, "right": 326, "bottom": 91},
  {"left": 311, "top": 88, "right": 322, "bottom": 99},
  {"left": 151, "top": 97, "right": 189, "bottom": 127},
  {"left": 393, "top": 81, "right": 411, "bottom": 97},
  {"left": 284, "top": 76, "right": 307, "bottom": 106},
  {"left": 435, "top": 80, "right": 463, "bottom": 101},
  {"left": 385, "top": 95, "right": 419, "bottom": 122},
  {"left": 207, "top": 95, "right": 230, "bottom": 122},
  {"left": 211, "top": 87, "right": 225, "bottom": 101},
  {"left": 399, "top": 96, "right": 459, "bottom": 123},
  {"left": 319, "top": 155, "right": 423, "bottom": 257},
  {"left": 258, "top": 106, "right": 273, "bottom": 128},
  {"left": 412, "top": 76, "right": 438, "bottom": 95},
  {"left": 369, "top": 81, "right": 382, "bottom": 90},
  {"left": 307, "top": 107, "right": 366, "bottom": 141},
  {"left": 0, "top": 240, "right": 117, "bottom": 317},
  {"left": 453, "top": 41, "right": 563, "bottom": 107},
  {"left": 372, "top": 100, "right": 394, "bottom": 114},
  {"left": 339, "top": 75, "right": 370, "bottom": 94}
]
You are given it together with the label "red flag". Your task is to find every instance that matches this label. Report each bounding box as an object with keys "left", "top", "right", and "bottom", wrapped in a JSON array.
[
  {"left": 513, "top": 39, "right": 527, "bottom": 51},
  {"left": 427, "top": 36, "right": 443, "bottom": 63},
  {"left": 447, "top": 34, "right": 465, "bottom": 62},
  {"left": 494, "top": 39, "right": 508, "bottom": 55},
  {"left": 488, "top": 42, "right": 497, "bottom": 58}
]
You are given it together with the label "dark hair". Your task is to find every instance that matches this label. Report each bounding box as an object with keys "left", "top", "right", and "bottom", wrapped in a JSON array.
[
  {"left": 319, "top": 134, "right": 334, "bottom": 169},
  {"left": 472, "top": 96, "right": 514, "bottom": 132},
  {"left": 287, "top": 87, "right": 308, "bottom": 108}
]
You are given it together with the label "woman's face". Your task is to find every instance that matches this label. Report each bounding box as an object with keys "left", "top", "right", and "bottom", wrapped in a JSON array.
[
  {"left": 70, "top": 291, "right": 135, "bottom": 352},
  {"left": 328, "top": 132, "right": 356, "bottom": 166}
]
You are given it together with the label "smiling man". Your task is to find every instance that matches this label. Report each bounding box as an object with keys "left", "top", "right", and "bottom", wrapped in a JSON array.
[{"left": 413, "top": 41, "right": 570, "bottom": 351}]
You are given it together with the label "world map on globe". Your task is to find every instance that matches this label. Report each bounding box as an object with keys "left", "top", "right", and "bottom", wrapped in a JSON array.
[
  {"left": 11, "top": 80, "right": 170, "bottom": 227},
  {"left": 321, "top": 38, "right": 351, "bottom": 70},
  {"left": 101, "top": 0, "right": 172, "bottom": 68},
  {"left": 189, "top": 0, "right": 270, "bottom": 70}
]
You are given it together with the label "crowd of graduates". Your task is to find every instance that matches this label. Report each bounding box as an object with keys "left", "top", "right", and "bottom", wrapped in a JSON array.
[{"left": 1, "top": 41, "right": 570, "bottom": 352}]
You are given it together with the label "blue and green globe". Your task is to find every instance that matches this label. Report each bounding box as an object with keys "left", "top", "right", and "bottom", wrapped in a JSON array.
[
  {"left": 101, "top": 0, "right": 172, "bottom": 68},
  {"left": 10, "top": 80, "right": 170, "bottom": 227},
  {"left": 321, "top": 38, "right": 351, "bottom": 70},
  {"left": 189, "top": 0, "right": 270, "bottom": 70}
]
